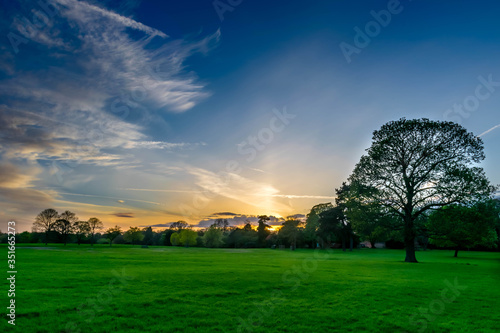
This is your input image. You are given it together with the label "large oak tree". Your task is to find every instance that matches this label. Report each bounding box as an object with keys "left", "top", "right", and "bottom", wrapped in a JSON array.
[{"left": 348, "top": 118, "right": 495, "bottom": 262}]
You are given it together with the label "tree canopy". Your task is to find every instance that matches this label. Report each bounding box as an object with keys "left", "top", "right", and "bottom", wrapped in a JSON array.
[
  {"left": 123, "top": 226, "right": 144, "bottom": 245},
  {"left": 33, "top": 208, "right": 59, "bottom": 245},
  {"left": 105, "top": 226, "right": 122, "bottom": 246},
  {"left": 427, "top": 201, "right": 499, "bottom": 257},
  {"left": 88, "top": 217, "right": 104, "bottom": 246}
]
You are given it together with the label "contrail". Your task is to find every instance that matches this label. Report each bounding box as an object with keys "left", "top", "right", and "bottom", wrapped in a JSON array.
[{"left": 478, "top": 123, "right": 500, "bottom": 137}]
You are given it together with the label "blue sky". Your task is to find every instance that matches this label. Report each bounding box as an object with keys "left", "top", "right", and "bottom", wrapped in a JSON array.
[{"left": 1, "top": 0, "right": 500, "bottom": 231}]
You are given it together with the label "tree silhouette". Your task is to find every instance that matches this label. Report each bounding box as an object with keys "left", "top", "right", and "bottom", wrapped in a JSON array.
[
  {"left": 33, "top": 208, "right": 59, "bottom": 245},
  {"left": 257, "top": 215, "right": 271, "bottom": 247},
  {"left": 105, "top": 226, "right": 122, "bottom": 247},
  {"left": 349, "top": 118, "right": 495, "bottom": 262},
  {"left": 74, "top": 221, "right": 91, "bottom": 245},
  {"left": 123, "top": 226, "right": 144, "bottom": 245},
  {"left": 305, "top": 203, "right": 334, "bottom": 249},
  {"left": 53, "top": 219, "right": 73, "bottom": 245},
  {"left": 88, "top": 217, "right": 104, "bottom": 246}
]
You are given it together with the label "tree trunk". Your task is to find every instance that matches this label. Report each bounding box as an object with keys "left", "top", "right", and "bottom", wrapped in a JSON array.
[
  {"left": 342, "top": 238, "right": 346, "bottom": 252},
  {"left": 349, "top": 236, "right": 353, "bottom": 252},
  {"left": 454, "top": 247, "right": 459, "bottom": 257},
  {"left": 405, "top": 241, "right": 418, "bottom": 262},
  {"left": 404, "top": 214, "right": 418, "bottom": 263}
]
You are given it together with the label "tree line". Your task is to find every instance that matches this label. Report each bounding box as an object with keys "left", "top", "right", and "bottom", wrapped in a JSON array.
[
  {"left": 7, "top": 118, "right": 499, "bottom": 261},
  {"left": 7, "top": 195, "right": 499, "bottom": 257}
]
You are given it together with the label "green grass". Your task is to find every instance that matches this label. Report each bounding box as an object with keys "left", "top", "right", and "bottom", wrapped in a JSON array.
[{"left": 2, "top": 245, "right": 499, "bottom": 332}]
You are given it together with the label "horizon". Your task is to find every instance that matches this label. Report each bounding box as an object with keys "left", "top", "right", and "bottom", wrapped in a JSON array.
[{"left": 2, "top": 0, "right": 500, "bottom": 232}]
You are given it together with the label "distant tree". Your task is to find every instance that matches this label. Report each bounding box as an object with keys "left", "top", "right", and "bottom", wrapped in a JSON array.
[
  {"left": 74, "top": 221, "right": 91, "bottom": 245},
  {"left": 179, "top": 229, "right": 197, "bottom": 247},
  {"left": 53, "top": 219, "right": 73, "bottom": 245},
  {"left": 60, "top": 210, "right": 78, "bottom": 225},
  {"left": 495, "top": 198, "right": 500, "bottom": 250},
  {"left": 348, "top": 118, "right": 496, "bottom": 262},
  {"left": 203, "top": 226, "right": 224, "bottom": 248},
  {"left": 33, "top": 208, "right": 59, "bottom": 245},
  {"left": 18, "top": 231, "right": 32, "bottom": 243},
  {"left": 53, "top": 210, "right": 78, "bottom": 246},
  {"left": 279, "top": 219, "right": 304, "bottom": 250},
  {"left": 162, "top": 229, "right": 175, "bottom": 246},
  {"left": 427, "top": 201, "right": 498, "bottom": 257},
  {"left": 123, "top": 226, "right": 144, "bottom": 245},
  {"left": 105, "top": 226, "right": 122, "bottom": 246},
  {"left": 152, "top": 230, "right": 163, "bottom": 245},
  {"left": 170, "top": 221, "right": 190, "bottom": 232},
  {"left": 88, "top": 217, "right": 104, "bottom": 246},
  {"left": 257, "top": 215, "right": 271, "bottom": 247},
  {"left": 142, "top": 227, "right": 154, "bottom": 245},
  {"left": 170, "top": 232, "right": 180, "bottom": 246},
  {"left": 317, "top": 207, "right": 346, "bottom": 250},
  {"left": 213, "top": 218, "right": 229, "bottom": 231},
  {"left": 305, "top": 203, "right": 333, "bottom": 248},
  {"left": 334, "top": 183, "right": 356, "bottom": 251},
  {"left": 226, "top": 226, "right": 258, "bottom": 248}
]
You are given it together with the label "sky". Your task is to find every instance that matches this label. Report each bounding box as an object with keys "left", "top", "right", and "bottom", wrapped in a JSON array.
[{"left": 1, "top": 0, "right": 500, "bottom": 232}]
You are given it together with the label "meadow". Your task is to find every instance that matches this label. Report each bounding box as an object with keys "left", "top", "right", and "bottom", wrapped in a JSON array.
[{"left": 2, "top": 245, "right": 499, "bottom": 333}]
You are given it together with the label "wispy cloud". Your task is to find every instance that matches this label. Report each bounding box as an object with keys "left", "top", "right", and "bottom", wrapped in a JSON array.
[
  {"left": 57, "top": 192, "right": 162, "bottom": 206},
  {"left": 0, "top": 0, "right": 220, "bottom": 180},
  {"left": 54, "top": 0, "right": 168, "bottom": 38},
  {"left": 121, "top": 188, "right": 199, "bottom": 193},
  {"left": 124, "top": 141, "right": 207, "bottom": 150},
  {"left": 271, "top": 194, "right": 336, "bottom": 199},
  {"left": 188, "top": 167, "right": 292, "bottom": 213}
]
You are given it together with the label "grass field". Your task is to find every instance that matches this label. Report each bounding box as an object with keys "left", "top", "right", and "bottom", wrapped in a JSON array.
[{"left": 2, "top": 245, "right": 499, "bottom": 333}]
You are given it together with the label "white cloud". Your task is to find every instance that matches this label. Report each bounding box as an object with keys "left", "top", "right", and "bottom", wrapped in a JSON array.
[
  {"left": 188, "top": 167, "right": 292, "bottom": 213},
  {"left": 0, "top": 0, "right": 219, "bottom": 168},
  {"left": 124, "top": 141, "right": 207, "bottom": 150}
]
